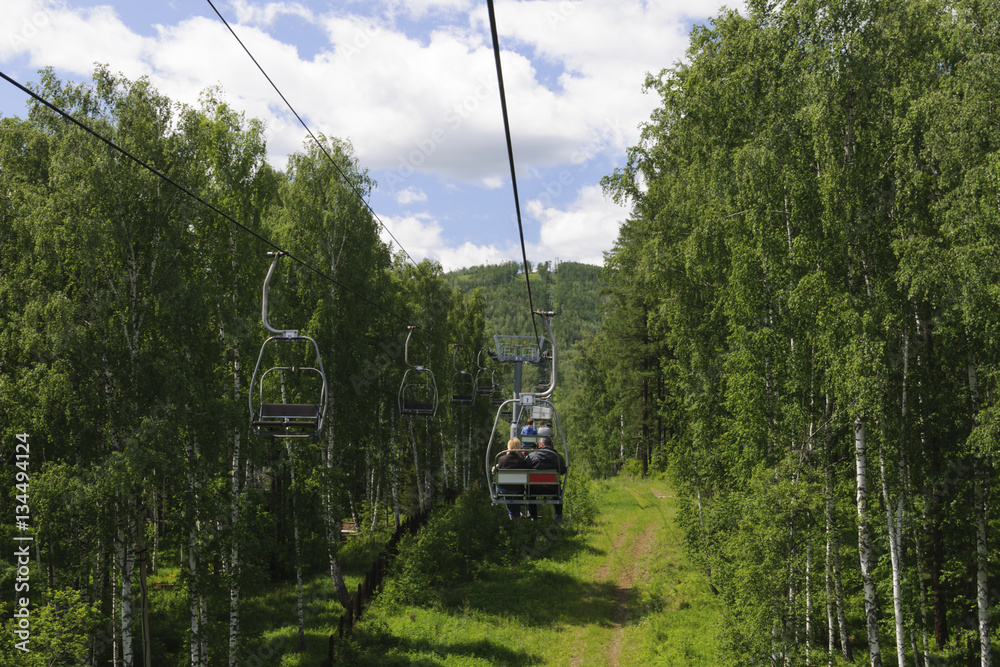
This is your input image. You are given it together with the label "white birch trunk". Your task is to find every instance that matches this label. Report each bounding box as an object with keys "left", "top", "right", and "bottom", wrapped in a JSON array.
[
  {"left": 188, "top": 524, "right": 200, "bottom": 667},
  {"left": 186, "top": 428, "right": 203, "bottom": 667},
  {"left": 424, "top": 420, "right": 433, "bottom": 504},
  {"left": 968, "top": 362, "right": 993, "bottom": 667},
  {"left": 826, "top": 470, "right": 851, "bottom": 662},
  {"left": 138, "top": 529, "right": 151, "bottom": 667},
  {"left": 409, "top": 420, "right": 425, "bottom": 512},
  {"left": 825, "top": 523, "right": 834, "bottom": 667},
  {"left": 976, "top": 460, "right": 992, "bottom": 667},
  {"left": 113, "top": 539, "right": 119, "bottom": 667},
  {"left": 441, "top": 432, "right": 449, "bottom": 491},
  {"left": 229, "top": 348, "right": 242, "bottom": 667},
  {"left": 879, "top": 441, "right": 905, "bottom": 667},
  {"left": 229, "top": 426, "right": 242, "bottom": 667},
  {"left": 119, "top": 519, "right": 135, "bottom": 667},
  {"left": 855, "top": 417, "right": 882, "bottom": 667},
  {"left": 322, "top": 419, "right": 351, "bottom": 606},
  {"left": 786, "top": 519, "right": 798, "bottom": 663},
  {"left": 199, "top": 592, "right": 208, "bottom": 662},
  {"left": 806, "top": 539, "right": 812, "bottom": 665},
  {"left": 392, "top": 409, "right": 400, "bottom": 529}
]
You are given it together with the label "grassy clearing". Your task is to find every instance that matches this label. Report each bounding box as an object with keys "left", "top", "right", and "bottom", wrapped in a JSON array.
[
  {"left": 139, "top": 527, "right": 392, "bottom": 666},
  {"left": 337, "top": 476, "right": 723, "bottom": 666},
  {"left": 141, "top": 477, "right": 719, "bottom": 665}
]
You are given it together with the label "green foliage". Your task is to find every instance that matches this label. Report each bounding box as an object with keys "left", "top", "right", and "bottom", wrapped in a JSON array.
[
  {"left": 591, "top": 0, "right": 1000, "bottom": 661},
  {"left": 349, "top": 476, "right": 722, "bottom": 666},
  {"left": 381, "top": 492, "right": 513, "bottom": 606},
  {"left": 562, "top": 473, "right": 598, "bottom": 526},
  {"left": 18, "top": 588, "right": 100, "bottom": 666},
  {"left": 0, "top": 65, "right": 499, "bottom": 663}
]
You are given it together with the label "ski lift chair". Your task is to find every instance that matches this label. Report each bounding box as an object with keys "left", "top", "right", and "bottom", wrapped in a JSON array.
[
  {"left": 398, "top": 327, "right": 438, "bottom": 420},
  {"left": 450, "top": 348, "right": 476, "bottom": 407},
  {"left": 487, "top": 398, "right": 568, "bottom": 509},
  {"left": 475, "top": 348, "right": 494, "bottom": 396},
  {"left": 490, "top": 371, "right": 507, "bottom": 406},
  {"left": 249, "top": 253, "right": 328, "bottom": 438},
  {"left": 486, "top": 313, "right": 567, "bottom": 510}
]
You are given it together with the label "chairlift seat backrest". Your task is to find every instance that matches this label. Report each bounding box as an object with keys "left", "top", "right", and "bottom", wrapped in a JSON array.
[{"left": 260, "top": 403, "right": 321, "bottom": 419}]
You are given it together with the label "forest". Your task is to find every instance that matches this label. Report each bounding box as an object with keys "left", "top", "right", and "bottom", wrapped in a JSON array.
[
  {"left": 0, "top": 65, "right": 528, "bottom": 664},
  {"left": 3, "top": 0, "right": 1000, "bottom": 665},
  {"left": 578, "top": 0, "right": 999, "bottom": 664}
]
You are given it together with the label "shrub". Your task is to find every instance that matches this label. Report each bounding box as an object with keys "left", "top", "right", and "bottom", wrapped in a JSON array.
[{"left": 380, "top": 491, "right": 511, "bottom": 606}]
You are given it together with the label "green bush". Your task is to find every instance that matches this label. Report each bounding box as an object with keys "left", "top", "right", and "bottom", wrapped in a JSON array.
[
  {"left": 620, "top": 458, "right": 644, "bottom": 478},
  {"left": 563, "top": 473, "right": 598, "bottom": 526},
  {"left": 380, "top": 492, "right": 512, "bottom": 606}
]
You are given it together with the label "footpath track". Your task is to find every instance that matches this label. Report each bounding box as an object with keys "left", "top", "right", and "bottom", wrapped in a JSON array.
[
  {"left": 353, "top": 477, "right": 722, "bottom": 666},
  {"left": 568, "top": 480, "right": 691, "bottom": 667}
]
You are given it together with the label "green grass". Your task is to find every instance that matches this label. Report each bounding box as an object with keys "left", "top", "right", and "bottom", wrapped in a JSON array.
[
  {"left": 138, "top": 478, "right": 721, "bottom": 665},
  {"left": 139, "top": 526, "right": 393, "bottom": 666},
  {"left": 337, "top": 476, "right": 723, "bottom": 666}
]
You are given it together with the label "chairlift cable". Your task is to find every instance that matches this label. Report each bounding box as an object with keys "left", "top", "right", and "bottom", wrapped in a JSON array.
[
  {"left": 0, "top": 69, "right": 466, "bottom": 348},
  {"left": 485, "top": 0, "right": 541, "bottom": 345},
  {"left": 205, "top": 0, "right": 419, "bottom": 269}
]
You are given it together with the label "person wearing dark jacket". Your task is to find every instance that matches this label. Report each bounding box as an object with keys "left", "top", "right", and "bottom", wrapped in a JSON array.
[
  {"left": 525, "top": 436, "right": 567, "bottom": 523},
  {"left": 495, "top": 438, "right": 527, "bottom": 519}
]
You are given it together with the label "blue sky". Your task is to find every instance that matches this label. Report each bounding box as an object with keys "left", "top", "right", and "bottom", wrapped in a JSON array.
[{"left": 0, "top": 0, "right": 743, "bottom": 271}]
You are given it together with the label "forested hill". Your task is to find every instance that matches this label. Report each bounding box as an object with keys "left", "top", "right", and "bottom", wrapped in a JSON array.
[
  {"left": 445, "top": 260, "right": 605, "bottom": 423},
  {"left": 445, "top": 260, "right": 605, "bottom": 355}
]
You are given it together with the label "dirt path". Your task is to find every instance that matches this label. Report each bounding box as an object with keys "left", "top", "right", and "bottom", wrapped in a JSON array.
[
  {"left": 604, "top": 519, "right": 658, "bottom": 666},
  {"left": 568, "top": 486, "right": 666, "bottom": 667}
]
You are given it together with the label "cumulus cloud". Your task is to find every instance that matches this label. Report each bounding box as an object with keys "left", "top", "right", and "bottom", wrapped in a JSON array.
[
  {"left": 2, "top": 1, "right": 151, "bottom": 78},
  {"left": 527, "top": 184, "right": 628, "bottom": 266},
  {"left": 378, "top": 212, "right": 514, "bottom": 271},
  {"left": 394, "top": 187, "right": 427, "bottom": 204},
  {"left": 0, "top": 0, "right": 740, "bottom": 269},
  {"left": 225, "top": 0, "right": 315, "bottom": 26}
]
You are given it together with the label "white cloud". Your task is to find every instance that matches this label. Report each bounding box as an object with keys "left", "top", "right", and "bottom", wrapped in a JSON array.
[
  {"left": 394, "top": 187, "right": 427, "bottom": 204},
  {"left": 3, "top": 0, "right": 741, "bottom": 184},
  {"left": 376, "top": 183, "right": 626, "bottom": 271},
  {"left": 527, "top": 184, "right": 628, "bottom": 266},
  {"left": 378, "top": 212, "right": 513, "bottom": 271},
  {"left": 224, "top": 0, "right": 315, "bottom": 26},
  {"left": 0, "top": 0, "right": 740, "bottom": 270},
  {"left": 2, "top": 1, "right": 151, "bottom": 78}
]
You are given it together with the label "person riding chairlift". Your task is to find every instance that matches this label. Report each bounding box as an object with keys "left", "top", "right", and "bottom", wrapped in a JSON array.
[
  {"left": 525, "top": 435, "right": 567, "bottom": 524},
  {"left": 495, "top": 438, "right": 527, "bottom": 519}
]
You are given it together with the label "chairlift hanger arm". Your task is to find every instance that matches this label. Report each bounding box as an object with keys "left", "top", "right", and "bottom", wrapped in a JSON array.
[
  {"left": 533, "top": 310, "right": 558, "bottom": 400},
  {"left": 404, "top": 325, "right": 421, "bottom": 369},
  {"left": 261, "top": 252, "right": 297, "bottom": 336}
]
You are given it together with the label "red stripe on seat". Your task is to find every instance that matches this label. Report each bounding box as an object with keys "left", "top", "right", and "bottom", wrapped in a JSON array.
[{"left": 529, "top": 473, "right": 558, "bottom": 483}]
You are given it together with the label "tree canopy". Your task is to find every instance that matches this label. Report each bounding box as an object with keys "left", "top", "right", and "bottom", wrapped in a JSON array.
[{"left": 588, "top": 0, "right": 999, "bottom": 663}]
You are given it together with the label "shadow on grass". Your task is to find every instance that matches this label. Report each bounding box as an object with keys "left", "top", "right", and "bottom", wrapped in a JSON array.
[
  {"left": 453, "top": 566, "right": 629, "bottom": 631},
  {"left": 342, "top": 626, "right": 545, "bottom": 666}
]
